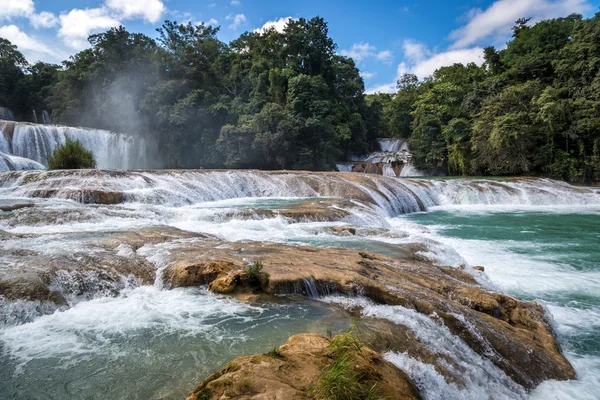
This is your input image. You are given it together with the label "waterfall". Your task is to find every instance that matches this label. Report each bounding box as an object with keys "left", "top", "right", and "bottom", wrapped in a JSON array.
[
  {"left": 41, "top": 111, "right": 52, "bottom": 124},
  {"left": 1, "top": 170, "right": 598, "bottom": 213},
  {"left": 336, "top": 163, "right": 354, "bottom": 172},
  {"left": 400, "top": 162, "right": 426, "bottom": 177},
  {"left": 0, "top": 152, "right": 46, "bottom": 172},
  {"left": 0, "top": 107, "right": 15, "bottom": 121},
  {"left": 0, "top": 121, "right": 150, "bottom": 170},
  {"left": 377, "top": 138, "right": 407, "bottom": 152}
]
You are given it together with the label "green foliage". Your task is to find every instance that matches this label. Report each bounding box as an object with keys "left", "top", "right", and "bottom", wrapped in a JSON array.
[
  {"left": 375, "top": 13, "right": 600, "bottom": 182},
  {"left": 244, "top": 261, "right": 264, "bottom": 281},
  {"left": 195, "top": 388, "right": 213, "bottom": 400},
  {"left": 312, "top": 329, "right": 381, "bottom": 400},
  {"left": 267, "top": 347, "right": 283, "bottom": 358},
  {"left": 3, "top": 12, "right": 600, "bottom": 182},
  {"left": 48, "top": 139, "right": 96, "bottom": 169}
]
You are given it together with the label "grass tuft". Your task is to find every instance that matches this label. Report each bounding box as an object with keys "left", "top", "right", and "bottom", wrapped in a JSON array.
[
  {"left": 312, "top": 327, "right": 382, "bottom": 400},
  {"left": 268, "top": 346, "right": 283, "bottom": 358}
]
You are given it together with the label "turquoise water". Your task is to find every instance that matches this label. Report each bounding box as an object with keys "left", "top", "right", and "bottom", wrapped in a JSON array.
[
  {"left": 404, "top": 206, "right": 600, "bottom": 398},
  {"left": 0, "top": 287, "right": 349, "bottom": 400}
]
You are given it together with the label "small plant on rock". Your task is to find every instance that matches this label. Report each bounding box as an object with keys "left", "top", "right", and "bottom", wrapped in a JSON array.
[
  {"left": 268, "top": 346, "right": 283, "bottom": 358},
  {"left": 245, "top": 261, "right": 266, "bottom": 281},
  {"left": 312, "top": 327, "right": 381, "bottom": 400}
]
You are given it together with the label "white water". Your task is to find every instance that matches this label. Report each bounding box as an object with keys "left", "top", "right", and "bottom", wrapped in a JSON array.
[
  {"left": 322, "top": 296, "right": 527, "bottom": 399},
  {"left": 1, "top": 171, "right": 600, "bottom": 399},
  {"left": 0, "top": 152, "right": 46, "bottom": 172},
  {"left": 0, "top": 121, "right": 150, "bottom": 169},
  {"left": 0, "top": 107, "right": 15, "bottom": 121}
]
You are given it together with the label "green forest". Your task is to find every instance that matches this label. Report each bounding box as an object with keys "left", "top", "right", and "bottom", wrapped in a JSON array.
[{"left": 1, "top": 13, "right": 600, "bottom": 182}]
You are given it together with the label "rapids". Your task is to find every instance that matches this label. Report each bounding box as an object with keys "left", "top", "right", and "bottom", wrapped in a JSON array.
[{"left": 1, "top": 169, "right": 599, "bottom": 399}]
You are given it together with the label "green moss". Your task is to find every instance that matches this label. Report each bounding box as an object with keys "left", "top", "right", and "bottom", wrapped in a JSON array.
[{"left": 195, "top": 388, "right": 212, "bottom": 400}]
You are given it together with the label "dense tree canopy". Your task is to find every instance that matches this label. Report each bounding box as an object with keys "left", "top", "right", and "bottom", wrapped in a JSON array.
[
  {"left": 369, "top": 12, "right": 600, "bottom": 182},
  {"left": 1, "top": 13, "right": 600, "bottom": 181}
]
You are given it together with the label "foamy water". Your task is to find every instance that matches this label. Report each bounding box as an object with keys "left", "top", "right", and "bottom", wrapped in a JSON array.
[{"left": 1, "top": 172, "right": 600, "bottom": 399}]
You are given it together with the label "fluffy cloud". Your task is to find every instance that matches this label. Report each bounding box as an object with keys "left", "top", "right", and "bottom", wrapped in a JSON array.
[
  {"left": 0, "top": 24, "right": 64, "bottom": 61},
  {"left": 400, "top": 46, "right": 485, "bottom": 78},
  {"left": 360, "top": 71, "right": 376, "bottom": 79},
  {"left": 340, "top": 42, "right": 392, "bottom": 64},
  {"left": 58, "top": 8, "right": 121, "bottom": 50},
  {"left": 226, "top": 13, "right": 247, "bottom": 30},
  {"left": 231, "top": 0, "right": 241, "bottom": 5},
  {"left": 105, "top": 0, "right": 165, "bottom": 24},
  {"left": 29, "top": 11, "right": 59, "bottom": 29},
  {"left": 366, "top": 40, "right": 484, "bottom": 93},
  {"left": 207, "top": 18, "right": 219, "bottom": 26},
  {"left": 376, "top": 50, "right": 393, "bottom": 64},
  {"left": 450, "top": 0, "right": 592, "bottom": 48},
  {"left": 0, "top": 0, "right": 34, "bottom": 21},
  {"left": 254, "top": 17, "right": 295, "bottom": 34}
]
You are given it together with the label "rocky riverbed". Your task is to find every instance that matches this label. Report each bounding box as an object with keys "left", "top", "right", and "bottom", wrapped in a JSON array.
[{"left": 2, "top": 170, "right": 599, "bottom": 399}]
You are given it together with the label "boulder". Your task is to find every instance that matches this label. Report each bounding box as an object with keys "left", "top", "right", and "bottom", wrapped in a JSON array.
[{"left": 186, "top": 333, "right": 421, "bottom": 400}]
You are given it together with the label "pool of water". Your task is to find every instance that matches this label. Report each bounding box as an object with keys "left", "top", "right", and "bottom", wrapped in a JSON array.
[{"left": 0, "top": 287, "right": 349, "bottom": 399}]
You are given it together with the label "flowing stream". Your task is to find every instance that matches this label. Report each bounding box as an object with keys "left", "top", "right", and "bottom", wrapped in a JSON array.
[{"left": 0, "top": 170, "right": 599, "bottom": 399}]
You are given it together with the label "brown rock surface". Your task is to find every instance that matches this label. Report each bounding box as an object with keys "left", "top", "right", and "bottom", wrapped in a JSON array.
[
  {"left": 160, "top": 240, "right": 575, "bottom": 389},
  {"left": 186, "top": 333, "right": 421, "bottom": 400}
]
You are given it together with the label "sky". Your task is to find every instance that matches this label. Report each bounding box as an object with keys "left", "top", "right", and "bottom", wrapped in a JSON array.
[{"left": 1, "top": 0, "right": 598, "bottom": 93}]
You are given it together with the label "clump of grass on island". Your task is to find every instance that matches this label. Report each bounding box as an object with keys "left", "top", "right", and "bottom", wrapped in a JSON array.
[
  {"left": 48, "top": 138, "right": 96, "bottom": 170},
  {"left": 245, "top": 261, "right": 268, "bottom": 282},
  {"left": 267, "top": 346, "right": 283, "bottom": 358},
  {"left": 312, "top": 327, "right": 382, "bottom": 400}
]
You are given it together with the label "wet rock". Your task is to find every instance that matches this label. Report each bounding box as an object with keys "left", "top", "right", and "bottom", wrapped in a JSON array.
[
  {"left": 0, "top": 203, "right": 34, "bottom": 212},
  {"left": 160, "top": 240, "right": 575, "bottom": 389},
  {"left": 186, "top": 333, "right": 421, "bottom": 400},
  {"left": 473, "top": 265, "right": 485, "bottom": 272},
  {"left": 331, "top": 226, "right": 357, "bottom": 235},
  {"left": 29, "top": 189, "right": 124, "bottom": 204}
]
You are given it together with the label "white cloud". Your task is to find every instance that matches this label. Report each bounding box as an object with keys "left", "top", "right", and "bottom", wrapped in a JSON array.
[
  {"left": 0, "top": 24, "right": 64, "bottom": 62},
  {"left": 226, "top": 13, "right": 246, "bottom": 30},
  {"left": 366, "top": 81, "right": 397, "bottom": 94},
  {"left": 254, "top": 17, "right": 294, "bottom": 34},
  {"left": 341, "top": 42, "right": 377, "bottom": 61},
  {"left": 231, "top": 0, "right": 241, "bottom": 5},
  {"left": 366, "top": 40, "right": 484, "bottom": 93},
  {"left": 341, "top": 42, "right": 393, "bottom": 64},
  {"left": 105, "top": 0, "right": 165, "bottom": 24},
  {"left": 450, "top": 0, "right": 592, "bottom": 49},
  {"left": 360, "top": 71, "right": 376, "bottom": 79},
  {"left": 58, "top": 8, "right": 121, "bottom": 50},
  {"left": 29, "top": 11, "right": 59, "bottom": 29},
  {"left": 207, "top": 18, "right": 219, "bottom": 26},
  {"left": 376, "top": 50, "right": 393, "bottom": 64},
  {"left": 408, "top": 47, "right": 484, "bottom": 78},
  {"left": 0, "top": 0, "right": 34, "bottom": 21}
]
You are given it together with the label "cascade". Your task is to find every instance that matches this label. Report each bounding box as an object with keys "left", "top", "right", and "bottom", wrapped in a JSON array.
[
  {"left": 340, "top": 137, "right": 428, "bottom": 177},
  {"left": 0, "top": 107, "right": 15, "bottom": 121},
  {"left": 1, "top": 170, "right": 598, "bottom": 214},
  {"left": 0, "top": 152, "right": 46, "bottom": 172},
  {"left": 0, "top": 120, "right": 150, "bottom": 170}
]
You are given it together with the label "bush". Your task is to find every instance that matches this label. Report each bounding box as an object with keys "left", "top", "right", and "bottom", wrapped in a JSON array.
[
  {"left": 48, "top": 139, "right": 96, "bottom": 169},
  {"left": 244, "top": 261, "right": 264, "bottom": 281}
]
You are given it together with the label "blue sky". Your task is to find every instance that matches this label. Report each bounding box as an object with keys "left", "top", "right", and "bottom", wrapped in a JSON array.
[{"left": 1, "top": 0, "right": 598, "bottom": 93}]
